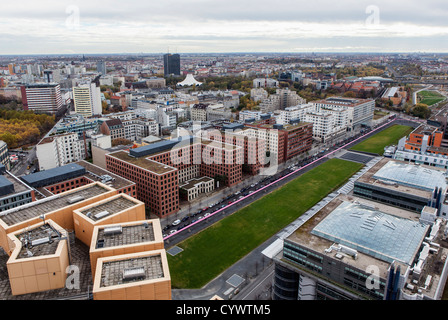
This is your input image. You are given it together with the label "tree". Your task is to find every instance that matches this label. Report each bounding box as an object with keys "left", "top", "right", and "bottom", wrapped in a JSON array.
[
  {"left": 411, "top": 103, "right": 431, "bottom": 119},
  {"left": 343, "top": 91, "right": 356, "bottom": 98}
]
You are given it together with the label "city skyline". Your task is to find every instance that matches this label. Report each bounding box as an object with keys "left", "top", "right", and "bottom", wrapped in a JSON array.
[{"left": 1, "top": 0, "right": 448, "bottom": 55}]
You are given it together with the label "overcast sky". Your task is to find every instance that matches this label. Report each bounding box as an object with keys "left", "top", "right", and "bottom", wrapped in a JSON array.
[{"left": 1, "top": 0, "right": 448, "bottom": 55}]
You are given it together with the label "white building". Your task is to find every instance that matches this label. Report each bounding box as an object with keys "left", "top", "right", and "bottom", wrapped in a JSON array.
[
  {"left": 253, "top": 78, "right": 279, "bottom": 88},
  {"left": 259, "top": 88, "right": 306, "bottom": 113},
  {"left": 206, "top": 104, "right": 232, "bottom": 121},
  {"left": 239, "top": 110, "right": 263, "bottom": 122},
  {"left": 250, "top": 88, "right": 269, "bottom": 102},
  {"left": 36, "top": 133, "right": 86, "bottom": 170},
  {"left": 278, "top": 103, "right": 348, "bottom": 143},
  {"left": 73, "top": 81, "right": 102, "bottom": 117},
  {"left": 311, "top": 97, "right": 374, "bottom": 131}
]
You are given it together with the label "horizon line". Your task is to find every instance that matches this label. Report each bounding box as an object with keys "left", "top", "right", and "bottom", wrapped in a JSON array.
[{"left": 1, "top": 51, "right": 448, "bottom": 57}]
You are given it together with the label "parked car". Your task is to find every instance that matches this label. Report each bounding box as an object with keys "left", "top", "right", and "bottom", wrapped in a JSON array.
[{"left": 172, "top": 219, "right": 181, "bottom": 226}]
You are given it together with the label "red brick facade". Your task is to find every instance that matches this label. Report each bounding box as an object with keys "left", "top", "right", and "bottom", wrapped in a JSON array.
[{"left": 106, "top": 139, "right": 243, "bottom": 218}]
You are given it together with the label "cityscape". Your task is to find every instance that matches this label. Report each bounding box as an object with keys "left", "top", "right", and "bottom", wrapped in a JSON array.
[{"left": 1, "top": 0, "right": 448, "bottom": 311}]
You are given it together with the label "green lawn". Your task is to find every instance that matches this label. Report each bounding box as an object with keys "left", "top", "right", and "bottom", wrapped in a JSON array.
[
  {"left": 350, "top": 125, "right": 413, "bottom": 155},
  {"left": 167, "top": 158, "right": 364, "bottom": 289},
  {"left": 418, "top": 90, "right": 446, "bottom": 106}
]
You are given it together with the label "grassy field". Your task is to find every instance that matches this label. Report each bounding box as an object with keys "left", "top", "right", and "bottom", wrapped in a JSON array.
[
  {"left": 167, "top": 158, "right": 364, "bottom": 289},
  {"left": 418, "top": 90, "right": 446, "bottom": 106},
  {"left": 350, "top": 124, "right": 413, "bottom": 155}
]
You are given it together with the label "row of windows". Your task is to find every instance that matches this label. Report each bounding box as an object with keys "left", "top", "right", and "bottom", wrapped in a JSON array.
[
  {"left": 343, "top": 278, "right": 384, "bottom": 300},
  {"left": 284, "top": 253, "right": 323, "bottom": 274},
  {"left": 284, "top": 242, "right": 324, "bottom": 264}
]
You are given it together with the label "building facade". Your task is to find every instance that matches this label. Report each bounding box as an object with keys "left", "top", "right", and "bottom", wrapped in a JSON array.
[{"left": 21, "top": 83, "right": 63, "bottom": 115}]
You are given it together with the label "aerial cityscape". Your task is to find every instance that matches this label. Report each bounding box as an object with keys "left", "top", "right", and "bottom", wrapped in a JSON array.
[{"left": 1, "top": 0, "right": 448, "bottom": 310}]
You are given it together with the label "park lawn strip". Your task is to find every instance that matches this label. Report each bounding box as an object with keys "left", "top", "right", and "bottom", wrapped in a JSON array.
[
  {"left": 167, "top": 158, "right": 364, "bottom": 289},
  {"left": 418, "top": 90, "right": 446, "bottom": 106},
  {"left": 350, "top": 124, "right": 413, "bottom": 155}
]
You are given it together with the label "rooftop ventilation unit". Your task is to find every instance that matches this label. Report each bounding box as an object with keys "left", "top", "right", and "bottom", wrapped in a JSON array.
[
  {"left": 94, "top": 210, "right": 110, "bottom": 220},
  {"left": 67, "top": 195, "right": 84, "bottom": 204},
  {"left": 122, "top": 267, "right": 145, "bottom": 281},
  {"left": 31, "top": 237, "right": 50, "bottom": 246},
  {"left": 104, "top": 225, "right": 122, "bottom": 236}
]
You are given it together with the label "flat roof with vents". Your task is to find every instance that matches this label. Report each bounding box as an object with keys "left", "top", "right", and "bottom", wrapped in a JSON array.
[
  {"left": 95, "top": 221, "right": 156, "bottom": 249},
  {"left": 99, "top": 253, "right": 165, "bottom": 287},
  {"left": 129, "top": 136, "right": 195, "bottom": 158},
  {"left": 0, "top": 183, "right": 113, "bottom": 227},
  {"left": 20, "top": 163, "right": 86, "bottom": 188},
  {"left": 15, "top": 223, "right": 63, "bottom": 259},
  {"left": 80, "top": 195, "right": 140, "bottom": 222}
]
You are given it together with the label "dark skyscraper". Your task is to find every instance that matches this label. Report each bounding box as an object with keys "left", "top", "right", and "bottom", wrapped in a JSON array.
[
  {"left": 97, "top": 61, "right": 106, "bottom": 75},
  {"left": 163, "top": 53, "right": 180, "bottom": 76}
]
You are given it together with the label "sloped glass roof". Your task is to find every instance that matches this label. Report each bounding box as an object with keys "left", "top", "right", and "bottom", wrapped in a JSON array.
[
  {"left": 311, "top": 201, "right": 429, "bottom": 264},
  {"left": 373, "top": 161, "right": 447, "bottom": 192}
]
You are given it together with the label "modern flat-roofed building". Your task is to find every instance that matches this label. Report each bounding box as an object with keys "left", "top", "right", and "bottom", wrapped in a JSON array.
[
  {"left": 21, "top": 83, "right": 63, "bottom": 115},
  {"left": 72, "top": 193, "right": 145, "bottom": 246},
  {"left": 21, "top": 160, "right": 136, "bottom": 199},
  {"left": 179, "top": 176, "right": 215, "bottom": 201},
  {"left": 0, "top": 169, "right": 36, "bottom": 212},
  {"left": 0, "top": 141, "right": 10, "bottom": 171},
  {"left": 89, "top": 219, "right": 164, "bottom": 276},
  {"left": 36, "top": 132, "right": 86, "bottom": 171},
  {"left": 245, "top": 121, "right": 313, "bottom": 163},
  {"left": 353, "top": 158, "right": 448, "bottom": 213},
  {"left": 403, "top": 124, "right": 447, "bottom": 156},
  {"left": 311, "top": 97, "right": 374, "bottom": 131},
  {"left": 0, "top": 182, "right": 117, "bottom": 254},
  {"left": 6, "top": 219, "right": 70, "bottom": 296},
  {"left": 271, "top": 194, "right": 448, "bottom": 300},
  {"left": 163, "top": 53, "right": 180, "bottom": 76},
  {"left": 106, "top": 136, "right": 242, "bottom": 217},
  {"left": 92, "top": 249, "right": 171, "bottom": 300},
  {"left": 73, "top": 81, "right": 102, "bottom": 117}
]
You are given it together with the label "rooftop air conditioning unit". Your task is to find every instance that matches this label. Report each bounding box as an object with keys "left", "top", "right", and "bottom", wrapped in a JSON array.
[
  {"left": 67, "top": 195, "right": 84, "bottom": 204},
  {"left": 104, "top": 225, "right": 122, "bottom": 236},
  {"left": 94, "top": 210, "right": 110, "bottom": 220},
  {"left": 31, "top": 237, "right": 50, "bottom": 246}
]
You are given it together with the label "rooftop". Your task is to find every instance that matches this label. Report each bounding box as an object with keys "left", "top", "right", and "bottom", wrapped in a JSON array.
[
  {"left": 79, "top": 195, "right": 140, "bottom": 222},
  {"left": 0, "top": 183, "right": 112, "bottom": 227},
  {"left": 99, "top": 253, "right": 165, "bottom": 288},
  {"left": 356, "top": 158, "right": 445, "bottom": 199},
  {"left": 15, "top": 223, "right": 64, "bottom": 259},
  {"left": 372, "top": 159, "right": 448, "bottom": 193},
  {"left": 95, "top": 221, "right": 157, "bottom": 249},
  {"left": 286, "top": 194, "right": 428, "bottom": 280},
  {"left": 108, "top": 151, "right": 177, "bottom": 175},
  {"left": 311, "top": 200, "right": 429, "bottom": 265}
]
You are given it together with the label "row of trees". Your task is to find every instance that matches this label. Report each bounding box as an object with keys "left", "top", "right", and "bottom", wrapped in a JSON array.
[{"left": 0, "top": 109, "right": 55, "bottom": 149}]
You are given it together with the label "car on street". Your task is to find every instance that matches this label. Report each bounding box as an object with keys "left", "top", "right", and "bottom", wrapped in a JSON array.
[{"left": 172, "top": 219, "right": 181, "bottom": 226}]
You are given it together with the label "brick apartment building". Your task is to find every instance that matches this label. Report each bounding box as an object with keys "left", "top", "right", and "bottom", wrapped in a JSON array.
[
  {"left": 106, "top": 136, "right": 243, "bottom": 218},
  {"left": 245, "top": 121, "right": 313, "bottom": 163}
]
